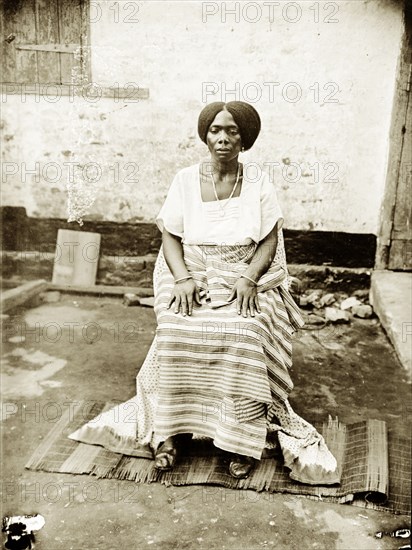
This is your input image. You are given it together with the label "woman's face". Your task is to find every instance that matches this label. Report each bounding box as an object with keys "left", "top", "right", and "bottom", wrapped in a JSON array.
[{"left": 206, "top": 110, "right": 242, "bottom": 162}]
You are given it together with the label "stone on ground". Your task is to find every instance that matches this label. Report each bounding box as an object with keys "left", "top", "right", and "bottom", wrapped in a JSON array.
[
  {"left": 325, "top": 307, "right": 351, "bottom": 323},
  {"left": 123, "top": 293, "right": 140, "bottom": 306}
]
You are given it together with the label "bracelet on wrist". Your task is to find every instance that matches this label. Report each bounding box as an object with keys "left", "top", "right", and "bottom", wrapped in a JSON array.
[
  {"left": 240, "top": 274, "right": 258, "bottom": 286},
  {"left": 174, "top": 275, "right": 193, "bottom": 284}
]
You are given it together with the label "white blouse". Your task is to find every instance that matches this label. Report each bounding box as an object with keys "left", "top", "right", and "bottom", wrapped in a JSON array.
[{"left": 156, "top": 163, "right": 283, "bottom": 245}]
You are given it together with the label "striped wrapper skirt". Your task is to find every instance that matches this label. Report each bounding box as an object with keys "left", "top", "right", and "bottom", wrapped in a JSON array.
[{"left": 69, "top": 243, "right": 339, "bottom": 484}]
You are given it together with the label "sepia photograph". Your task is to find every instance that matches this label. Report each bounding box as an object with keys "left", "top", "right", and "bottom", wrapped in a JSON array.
[{"left": 1, "top": 1, "right": 411, "bottom": 548}]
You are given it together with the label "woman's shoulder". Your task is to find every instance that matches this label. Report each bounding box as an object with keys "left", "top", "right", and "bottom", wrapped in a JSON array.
[
  {"left": 242, "top": 162, "right": 272, "bottom": 192},
  {"left": 173, "top": 163, "right": 199, "bottom": 181},
  {"left": 168, "top": 164, "right": 199, "bottom": 201}
]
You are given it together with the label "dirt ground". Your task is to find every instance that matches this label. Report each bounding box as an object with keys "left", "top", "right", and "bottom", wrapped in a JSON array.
[{"left": 1, "top": 293, "right": 411, "bottom": 550}]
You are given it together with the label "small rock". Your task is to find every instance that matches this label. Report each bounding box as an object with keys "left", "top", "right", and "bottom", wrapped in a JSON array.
[
  {"left": 306, "top": 289, "right": 323, "bottom": 305},
  {"left": 304, "top": 313, "right": 326, "bottom": 325},
  {"left": 299, "top": 296, "right": 310, "bottom": 308},
  {"left": 340, "top": 297, "right": 361, "bottom": 310},
  {"left": 123, "top": 293, "right": 140, "bottom": 307},
  {"left": 352, "top": 304, "right": 373, "bottom": 318},
  {"left": 43, "top": 291, "right": 61, "bottom": 303},
  {"left": 325, "top": 307, "right": 350, "bottom": 324},
  {"left": 353, "top": 289, "right": 370, "bottom": 299},
  {"left": 319, "top": 293, "right": 336, "bottom": 307},
  {"left": 139, "top": 297, "right": 155, "bottom": 308}
]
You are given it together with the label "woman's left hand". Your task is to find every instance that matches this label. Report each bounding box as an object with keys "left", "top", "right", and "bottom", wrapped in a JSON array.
[{"left": 227, "top": 277, "right": 261, "bottom": 317}]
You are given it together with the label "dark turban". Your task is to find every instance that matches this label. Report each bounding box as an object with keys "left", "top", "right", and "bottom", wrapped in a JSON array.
[{"left": 197, "top": 101, "right": 261, "bottom": 151}]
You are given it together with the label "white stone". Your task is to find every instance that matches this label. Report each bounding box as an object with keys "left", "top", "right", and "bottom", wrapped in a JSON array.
[
  {"left": 123, "top": 293, "right": 140, "bottom": 306},
  {"left": 352, "top": 305, "right": 373, "bottom": 318},
  {"left": 325, "top": 307, "right": 351, "bottom": 324},
  {"left": 320, "top": 293, "right": 336, "bottom": 307},
  {"left": 340, "top": 297, "right": 361, "bottom": 310}
]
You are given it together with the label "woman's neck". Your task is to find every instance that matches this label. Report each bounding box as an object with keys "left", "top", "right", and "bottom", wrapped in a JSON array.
[{"left": 209, "top": 157, "right": 240, "bottom": 177}]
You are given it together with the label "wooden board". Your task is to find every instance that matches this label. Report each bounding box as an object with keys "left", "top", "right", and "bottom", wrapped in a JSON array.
[
  {"left": 36, "top": 0, "right": 61, "bottom": 83},
  {"left": 1, "top": 0, "right": 90, "bottom": 85},
  {"left": 389, "top": 87, "right": 412, "bottom": 270},
  {"left": 52, "top": 229, "right": 101, "bottom": 286},
  {"left": 376, "top": 4, "right": 412, "bottom": 270},
  {"left": 59, "top": 0, "right": 84, "bottom": 84}
]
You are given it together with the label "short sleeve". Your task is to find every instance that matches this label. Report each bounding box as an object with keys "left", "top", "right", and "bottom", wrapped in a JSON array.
[
  {"left": 156, "top": 173, "right": 184, "bottom": 238},
  {"left": 259, "top": 172, "right": 284, "bottom": 241}
]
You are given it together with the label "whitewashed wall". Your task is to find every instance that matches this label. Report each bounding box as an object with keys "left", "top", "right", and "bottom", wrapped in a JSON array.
[{"left": 1, "top": 0, "right": 404, "bottom": 233}]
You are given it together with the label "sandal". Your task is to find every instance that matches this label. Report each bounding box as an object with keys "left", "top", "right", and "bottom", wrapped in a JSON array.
[
  {"left": 228, "top": 454, "right": 256, "bottom": 479},
  {"left": 154, "top": 443, "right": 178, "bottom": 471},
  {"left": 154, "top": 434, "right": 192, "bottom": 471}
]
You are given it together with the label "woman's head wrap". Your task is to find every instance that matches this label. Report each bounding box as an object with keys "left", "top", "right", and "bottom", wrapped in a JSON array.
[{"left": 197, "top": 101, "right": 261, "bottom": 151}]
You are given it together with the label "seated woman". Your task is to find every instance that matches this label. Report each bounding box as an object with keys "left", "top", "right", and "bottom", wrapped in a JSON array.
[{"left": 69, "top": 101, "right": 338, "bottom": 484}]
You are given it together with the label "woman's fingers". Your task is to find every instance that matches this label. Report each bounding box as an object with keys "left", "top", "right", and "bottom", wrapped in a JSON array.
[
  {"left": 171, "top": 286, "right": 202, "bottom": 317},
  {"left": 236, "top": 294, "right": 242, "bottom": 315},
  {"left": 172, "top": 284, "right": 259, "bottom": 317},
  {"left": 194, "top": 288, "right": 202, "bottom": 306},
  {"left": 167, "top": 294, "right": 176, "bottom": 309},
  {"left": 180, "top": 294, "right": 188, "bottom": 316},
  {"left": 241, "top": 298, "right": 249, "bottom": 318},
  {"left": 227, "top": 287, "right": 236, "bottom": 303},
  {"left": 187, "top": 295, "right": 193, "bottom": 316},
  {"left": 237, "top": 292, "right": 259, "bottom": 317}
]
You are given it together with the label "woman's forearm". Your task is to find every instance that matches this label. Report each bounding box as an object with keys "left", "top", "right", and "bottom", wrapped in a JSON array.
[
  {"left": 243, "top": 223, "right": 279, "bottom": 282},
  {"left": 162, "top": 229, "right": 191, "bottom": 280}
]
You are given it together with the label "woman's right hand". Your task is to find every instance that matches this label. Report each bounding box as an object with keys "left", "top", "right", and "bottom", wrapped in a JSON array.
[{"left": 167, "top": 278, "right": 202, "bottom": 316}]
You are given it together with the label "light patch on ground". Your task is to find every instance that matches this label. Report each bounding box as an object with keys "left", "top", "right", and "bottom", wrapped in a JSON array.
[
  {"left": 39, "top": 380, "right": 63, "bottom": 388},
  {"left": 8, "top": 336, "right": 26, "bottom": 343},
  {"left": 24, "top": 304, "right": 97, "bottom": 327},
  {"left": 316, "top": 508, "right": 385, "bottom": 550},
  {"left": 284, "top": 498, "right": 312, "bottom": 525},
  {"left": 1, "top": 347, "right": 67, "bottom": 398},
  {"left": 284, "top": 498, "right": 385, "bottom": 550}
]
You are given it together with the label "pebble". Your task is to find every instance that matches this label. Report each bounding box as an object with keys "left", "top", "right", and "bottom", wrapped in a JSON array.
[
  {"left": 304, "top": 314, "right": 326, "bottom": 325},
  {"left": 305, "top": 289, "right": 323, "bottom": 305},
  {"left": 340, "top": 297, "right": 361, "bottom": 310},
  {"left": 319, "top": 293, "right": 336, "bottom": 307},
  {"left": 352, "top": 304, "right": 373, "bottom": 318},
  {"left": 123, "top": 293, "right": 140, "bottom": 307},
  {"left": 324, "top": 307, "right": 351, "bottom": 324},
  {"left": 353, "top": 289, "right": 370, "bottom": 299}
]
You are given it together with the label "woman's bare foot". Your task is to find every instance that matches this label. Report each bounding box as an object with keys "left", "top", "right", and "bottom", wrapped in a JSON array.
[{"left": 228, "top": 454, "right": 256, "bottom": 479}]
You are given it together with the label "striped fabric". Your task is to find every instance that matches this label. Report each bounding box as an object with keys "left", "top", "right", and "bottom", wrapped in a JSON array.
[
  {"left": 68, "top": 241, "right": 339, "bottom": 482},
  {"left": 153, "top": 243, "right": 304, "bottom": 459}
]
